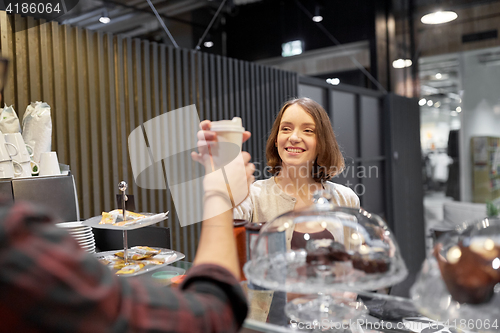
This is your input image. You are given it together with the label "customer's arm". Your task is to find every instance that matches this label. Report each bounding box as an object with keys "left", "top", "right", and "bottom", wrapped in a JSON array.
[
  {"left": 0, "top": 201, "right": 248, "bottom": 333},
  {"left": 193, "top": 151, "right": 254, "bottom": 278},
  {"left": 191, "top": 120, "right": 254, "bottom": 278}
]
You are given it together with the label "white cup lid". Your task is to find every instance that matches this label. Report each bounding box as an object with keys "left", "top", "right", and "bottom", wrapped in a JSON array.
[{"left": 210, "top": 117, "right": 245, "bottom": 132}]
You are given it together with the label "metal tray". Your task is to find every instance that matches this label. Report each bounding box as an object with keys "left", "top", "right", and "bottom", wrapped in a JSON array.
[{"left": 94, "top": 247, "right": 184, "bottom": 277}]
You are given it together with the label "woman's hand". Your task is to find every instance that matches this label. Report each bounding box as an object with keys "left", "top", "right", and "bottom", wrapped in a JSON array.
[
  {"left": 191, "top": 120, "right": 252, "bottom": 170},
  {"left": 192, "top": 120, "right": 254, "bottom": 208}
]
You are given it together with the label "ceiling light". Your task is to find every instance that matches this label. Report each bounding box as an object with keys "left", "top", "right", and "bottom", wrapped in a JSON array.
[
  {"left": 312, "top": 5, "right": 323, "bottom": 22},
  {"left": 99, "top": 9, "right": 110, "bottom": 24},
  {"left": 419, "top": 98, "right": 427, "bottom": 106},
  {"left": 435, "top": 73, "right": 442, "bottom": 79},
  {"left": 326, "top": 78, "right": 340, "bottom": 85},
  {"left": 427, "top": 100, "right": 434, "bottom": 106},
  {"left": 421, "top": 11, "right": 458, "bottom": 25},
  {"left": 392, "top": 59, "right": 412, "bottom": 68},
  {"left": 99, "top": 16, "right": 110, "bottom": 24},
  {"left": 312, "top": 15, "right": 323, "bottom": 22},
  {"left": 203, "top": 33, "right": 214, "bottom": 48},
  {"left": 434, "top": 101, "right": 441, "bottom": 108},
  {"left": 456, "top": 106, "right": 462, "bottom": 112}
]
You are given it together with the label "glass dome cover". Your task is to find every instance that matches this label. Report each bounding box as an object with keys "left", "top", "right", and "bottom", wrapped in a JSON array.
[
  {"left": 243, "top": 192, "right": 408, "bottom": 294},
  {"left": 411, "top": 217, "right": 500, "bottom": 329}
]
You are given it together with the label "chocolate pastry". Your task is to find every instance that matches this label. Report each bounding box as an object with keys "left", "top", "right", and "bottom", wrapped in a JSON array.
[
  {"left": 305, "top": 239, "right": 391, "bottom": 275},
  {"left": 305, "top": 240, "right": 350, "bottom": 266},
  {"left": 351, "top": 251, "right": 390, "bottom": 273}
]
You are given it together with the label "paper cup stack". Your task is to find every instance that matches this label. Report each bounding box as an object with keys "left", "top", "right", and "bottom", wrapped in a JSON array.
[{"left": 56, "top": 222, "right": 96, "bottom": 254}]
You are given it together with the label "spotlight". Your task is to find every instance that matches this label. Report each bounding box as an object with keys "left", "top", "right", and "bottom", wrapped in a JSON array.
[
  {"left": 204, "top": 34, "right": 214, "bottom": 48},
  {"left": 312, "top": 6, "right": 323, "bottom": 22},
  {"left": 435, "top": 73, "right": 442, "bottom": 79},
  {"left": 312, "top": 15, "right": 323, "bottom": 22},
  {"left": 427, "top": 100, "right": 434, "bottom": 106},
  {"left": 456, "top": 106, "right": 462, "bottom": 113},
  {"left": 421, "top": 10, "right": 458, "bottom": 24},
  {"left": 326, "top": 78, "right": 340, "bottom": 85},
  {"left": 419, "top": 98, "right": 427, "bottom": 106},
  {"left": 99, "top": 16, "right": 110, "bottom": 24},
  {"left": 392, "top": 59, "right": 412, "bottom": 68},
  {"left": 99, "top": 9, "right": 110, "bottom": 24}
]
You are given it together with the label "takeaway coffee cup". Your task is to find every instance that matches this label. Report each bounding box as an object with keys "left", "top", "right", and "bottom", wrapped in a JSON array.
[
  {"left": 210, "top": 117, "right": 245, "bottom": 150},
  {"left": 209, "top": 117, "right": 245, "bottom": 169}
]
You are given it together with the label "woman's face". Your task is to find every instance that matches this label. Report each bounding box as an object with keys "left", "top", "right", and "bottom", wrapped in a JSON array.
[{"left": 276, "top": 104, "right": 317, "bottom": 169}]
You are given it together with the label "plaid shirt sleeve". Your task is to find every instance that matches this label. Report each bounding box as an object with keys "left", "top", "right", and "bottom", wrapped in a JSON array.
[{"left": 0, "top": 200, "right": 248, "bottom": 333}]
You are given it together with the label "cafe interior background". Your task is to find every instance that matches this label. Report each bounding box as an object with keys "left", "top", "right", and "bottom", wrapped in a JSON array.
[{"left": 1, "top": 0, "right": 500, "bottom": 295}]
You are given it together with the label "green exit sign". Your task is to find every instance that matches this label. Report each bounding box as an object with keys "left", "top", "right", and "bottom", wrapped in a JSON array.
[{"left": 282, "top": 40, "right": 303, "bottom": 57}]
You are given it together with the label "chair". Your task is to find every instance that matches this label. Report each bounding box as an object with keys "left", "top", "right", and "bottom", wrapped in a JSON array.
[
  {"left": 428, "top": 200, "right": 486, "bottom": 247},
  {"left": 442, "top": 200, "right": 486, "bottom": 227},
  {"left": 93, "top": 225, "right": 171, "bottom": 252}
]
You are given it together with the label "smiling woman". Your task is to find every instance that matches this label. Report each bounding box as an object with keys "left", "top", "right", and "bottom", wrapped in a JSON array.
[
  {"left": 233, "top": 98, "right": 359, "bottom": 242},
  {"left": 195, "top": 97, "right": 360, "bottom": 249}
]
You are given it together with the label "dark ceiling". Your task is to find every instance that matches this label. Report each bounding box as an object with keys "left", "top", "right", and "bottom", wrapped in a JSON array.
[
  {"left": 61, "top": 0, "right": 379, "bottom": 62},
  {"left": 59, "top": 0, "right": 500, "bottom": 63},
  {"left": 220, "top": 0, "right": 376, "bottom": 61}
]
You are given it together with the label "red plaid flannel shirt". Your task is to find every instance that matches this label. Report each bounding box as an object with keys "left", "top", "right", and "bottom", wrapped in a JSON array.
[{"left": 0, "top": 200, "right": 248, "bottom": 332}]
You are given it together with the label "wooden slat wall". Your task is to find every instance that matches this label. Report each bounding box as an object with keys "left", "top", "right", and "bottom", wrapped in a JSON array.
[{"left": 0, "top": 13, "right": 297, "bottom": 260}]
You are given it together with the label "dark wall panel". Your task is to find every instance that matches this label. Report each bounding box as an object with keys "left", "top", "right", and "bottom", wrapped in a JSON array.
[
  {"left": 385, "top": 93, "right": 425, "bottom": 296},
  {"left": 360, "top": 96, "right": 382, "bottom": 158},
  {"left": 331, "top": 91, "right": 358, "bottom": 161}
]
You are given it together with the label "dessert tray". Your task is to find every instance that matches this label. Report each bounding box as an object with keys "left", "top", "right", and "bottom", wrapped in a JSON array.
[
  {"left": 84, "top": 211, "right": 169, "bottom": 230},
  {"left": 94, "top": 247, "right": 184, "bottom": 277},
  {"left": 411, "top": 217, "right": 500, "bottom": 333},
  {"left": 92, "top": 182, "right": 177, "bottom": 277}
]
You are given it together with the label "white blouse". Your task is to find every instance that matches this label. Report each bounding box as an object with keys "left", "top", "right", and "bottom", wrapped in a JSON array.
[{"left": 234, "top": 177, "right": 360, "bottom": 223}]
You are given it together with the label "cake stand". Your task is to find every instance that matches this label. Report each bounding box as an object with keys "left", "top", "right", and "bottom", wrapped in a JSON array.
[
  {"left": 83, "top": 181, "right": 175, "bottom": 276},
  {"left": 244, "top": 192, "right": 408, "bottom": 325}
]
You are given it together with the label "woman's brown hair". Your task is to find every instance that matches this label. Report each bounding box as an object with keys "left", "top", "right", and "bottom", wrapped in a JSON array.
[{"left": 265, "top": 97, "right": 345, "bottom": 182}]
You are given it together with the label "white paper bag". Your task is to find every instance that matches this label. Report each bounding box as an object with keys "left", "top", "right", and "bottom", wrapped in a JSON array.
[
  {"left": 22, "top": 101, "right": 52, "bottom": 163},
  {"left": 0, "top": 104, "right": 21, "bottom": 133}
]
